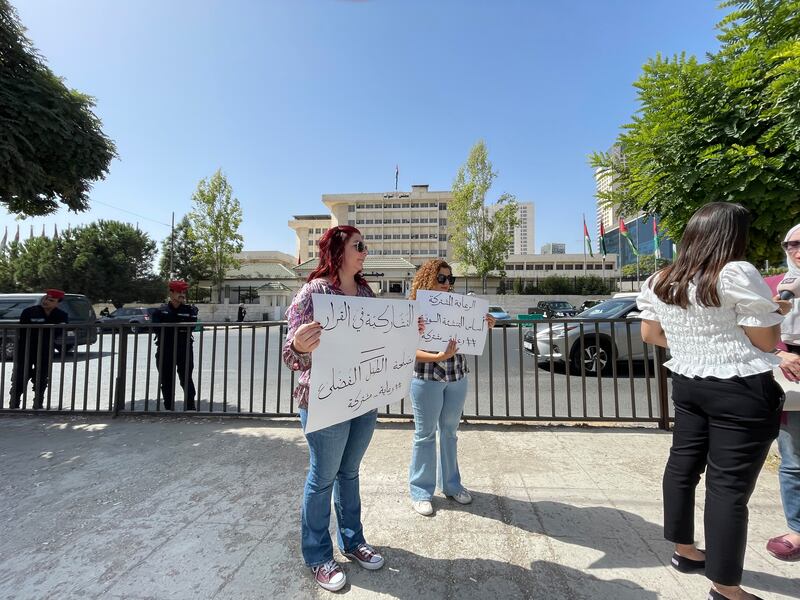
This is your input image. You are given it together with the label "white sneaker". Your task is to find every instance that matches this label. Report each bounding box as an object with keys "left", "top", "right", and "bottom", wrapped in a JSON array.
[
  {"left": 412, "top": 500, "right": 434, "bottom": 516},
  {"left": 448, "top": 489, "right": 473, "bottom": 505}
]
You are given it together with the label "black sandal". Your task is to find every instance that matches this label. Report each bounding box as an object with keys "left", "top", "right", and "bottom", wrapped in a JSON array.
[{"left": 708, "top": 588, "right": 763, "bottom": 600}]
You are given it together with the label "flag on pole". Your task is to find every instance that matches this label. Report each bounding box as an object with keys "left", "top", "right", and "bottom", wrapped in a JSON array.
[
  {"left": 395, "top": 165, "right": 399, "bottom": 191},
  {"left": 583, "top": 217, "right": 594, "bottom": 257},
  {"left": 652, "top": 217, "right": 661, "bottom": 260},
  {"left": 599, "top": 221, "right": 607, "bottom": 258},
  {"left": 619, "top": 218, "right": 640, "bottom": 256}
]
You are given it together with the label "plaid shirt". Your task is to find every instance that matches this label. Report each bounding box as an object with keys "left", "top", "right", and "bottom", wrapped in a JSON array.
[
  {"left": 282, "top": 278, "right": 375, "bottom": 410},
  {"left": 414, "top": 353, "right": 468, "bottom": 382}
]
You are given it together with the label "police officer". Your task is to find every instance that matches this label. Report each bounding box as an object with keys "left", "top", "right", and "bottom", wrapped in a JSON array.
[
  {"left": 152, "top": 280, "right": 198, "bottom": 411},
  {"left": 9, "top": 289, "right": 69, "bottom": 409}
]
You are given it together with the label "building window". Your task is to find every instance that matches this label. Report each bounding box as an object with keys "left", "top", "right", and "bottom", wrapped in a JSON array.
[
  {"left": 525, "top": 264, "right": 534, "bottom": 270},
  {"left": 439, "top": 234, "right": 447, "bottom": 241},
  {"left": 439, "top": 218, "right": 447, "bottom": 226},
  {"left": 348, "top": 205, "right": 355, "bottom": 212},
  {"left": 348, "top": 219, "right": 355, "bottom": 226},
  {"left": 439, "top": 203, "right": 447, "bottom": 210},
  {"left": 556, "top": 264, "right": 564, "bottom": 270}
]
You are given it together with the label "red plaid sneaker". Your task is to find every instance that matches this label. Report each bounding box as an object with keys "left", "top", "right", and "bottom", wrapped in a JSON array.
[
  {"left": 311, "top": 559, "right": 346, "bottom": 591},
  {"left": 343, "top": 543, "right": 385, "bottom": 570}
]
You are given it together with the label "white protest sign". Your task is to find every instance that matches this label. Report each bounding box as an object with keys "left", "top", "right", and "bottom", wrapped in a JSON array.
[
  {"left": 305, "top": 294, "right": 419, "bottom": 433},
  {"left": 416, "top": 291, "right": 490, "bottom": 356}
]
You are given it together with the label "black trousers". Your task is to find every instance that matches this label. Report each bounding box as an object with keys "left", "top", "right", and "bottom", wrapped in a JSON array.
[
  {"left": 664, "top": 372, "right": 783, "bottom": 585},
  {"left": 10, "top": 347, "right": 52, "bottom": 409},
  {"left": 155, "top": 347, "right": 196, "bottom": 410}
]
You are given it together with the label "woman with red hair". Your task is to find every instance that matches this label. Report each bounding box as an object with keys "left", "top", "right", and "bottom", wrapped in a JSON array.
[{"left": 283, "top": 226, "right": 383, "bottom": 591}]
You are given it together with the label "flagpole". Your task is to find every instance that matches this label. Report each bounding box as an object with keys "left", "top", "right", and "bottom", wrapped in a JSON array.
[
  {"left": 582, "top": 214, "right": 587, "bottom": 274},
  {"left": 635, "top": 217, "right": 640, "bottom": 288}
]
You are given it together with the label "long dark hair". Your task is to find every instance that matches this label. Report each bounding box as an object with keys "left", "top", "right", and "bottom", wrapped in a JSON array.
[
  {"left": 652, "top": 202, "right": 751, "bottom": 308},
  {"left": 306, "top": 225, "right": 368, "bottom": 288}
]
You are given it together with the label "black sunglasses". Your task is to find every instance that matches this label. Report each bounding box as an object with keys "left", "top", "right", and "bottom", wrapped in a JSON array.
[
  {"left": 352, "top": 241, "right": 368, "bottom": 253},
  {"left": 436, "top": 274, "right": 456, "bottom": 285},
  {"left": 782, "top": 241, "right": 800, "bottom": 251}
]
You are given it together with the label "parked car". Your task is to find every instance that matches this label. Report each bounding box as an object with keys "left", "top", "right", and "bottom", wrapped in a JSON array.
[
  {"left": 487, "top": 306, "right": 512, "bottom": 326},
  {"left": 98, "top": 306, "right": 158, "bottom": 332},
  {"left": 578, "top": 299, "right": 603, "bottom": 312},
  {"left": 0, "top": 293, "right": 98, "bottom": 360},
  {"left": 536, "top": 300, "right": 578, "bottom": 318},
  {"left": 523, "top": 296, "right": 654, "bottom": 374}
]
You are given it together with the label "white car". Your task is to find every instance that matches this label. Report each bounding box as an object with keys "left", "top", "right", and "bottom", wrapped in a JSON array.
[{"left": 522, "top": 297, "right": 655, "bottom": 374}]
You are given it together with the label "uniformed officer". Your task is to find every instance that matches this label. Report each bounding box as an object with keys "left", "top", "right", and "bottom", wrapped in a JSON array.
[
  {"left": 9, "top": 289, "right": 69, "bottom": 409},
  {"left": 152, "top": 280, "right": 198, "bottom": 411}
]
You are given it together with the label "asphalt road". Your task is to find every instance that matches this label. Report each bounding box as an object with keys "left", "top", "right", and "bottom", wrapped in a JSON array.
[{"left": 0, "top": 325, "right": 671, "bottom": 422}]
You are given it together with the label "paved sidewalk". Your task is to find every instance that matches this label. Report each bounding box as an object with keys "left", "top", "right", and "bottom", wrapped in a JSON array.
[{"left": 0, "top": 415, "right": 796, "bottom": 599}]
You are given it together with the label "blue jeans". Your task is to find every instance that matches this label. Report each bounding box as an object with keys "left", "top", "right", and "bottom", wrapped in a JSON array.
[
  {"left": 299, "top": 408, "right": 377, "bottom": 567},
  {"left": 408, "top": 377, "right": 468, "bottom": 501},
  {"left": 779, "top": 411, "right": 800, "bottom": 533}
]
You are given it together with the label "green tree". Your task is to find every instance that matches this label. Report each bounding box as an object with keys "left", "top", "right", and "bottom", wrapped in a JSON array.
[
  {"left": 60, "top": 221, "right": 158, "bottom": 305},
  {"left": 591, "top": 0, "right": 800, "bottom": 265},
  {"left": 621, "top": 256, "right": 672, "bottom": 280},
  {"left": 188, "top": 170, "right": 243, "bottom": 303},
  {"left": 158, "top": 215, "right": 211, "bottom": 283},
  {"left": 0, "top": 0, "right": 116, "bottom": 216},
  {"left": 10, "top": 236, "right": 62, "bottom": 291},
  {"left": 448, "top": 140, "right": 518, "bottom": 293}
]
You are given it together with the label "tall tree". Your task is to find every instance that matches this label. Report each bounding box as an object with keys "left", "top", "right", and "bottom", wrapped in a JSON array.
[
  {"left": 60, "top": 221, "right": 158, "bottom": 305},
  {"left": 0, "top": 0, "right": 116, "bottom": 216},
  {"left": 10, "top": 236, "right": 62, "bottom": 291},
  {"left": 591, "top": 0, "right": 800, "bottom": 264},
  {"left": 188, "top": 170, "right": 243, "bottom": 303},
  {"left": 448, "top": 140, "right": 518, "bottom": 293},
  {"left": 158, "top": 215, "right": 211, "bottom": 283}
]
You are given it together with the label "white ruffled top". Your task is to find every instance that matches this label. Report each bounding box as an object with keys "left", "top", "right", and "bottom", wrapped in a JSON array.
[{"left": 636, "top": 261, "right": 783, "bottom": 379}]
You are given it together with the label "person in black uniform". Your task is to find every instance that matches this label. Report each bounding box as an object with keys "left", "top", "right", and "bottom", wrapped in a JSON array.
[
  {"left": 9, "top": 289, "right": 69, "bottom": 409},
  {"left": 152, "top": 280, "right": 198, "bottom": 411},
  {"left": 237, "top": 303, "right": 246, "bottom": 323}
]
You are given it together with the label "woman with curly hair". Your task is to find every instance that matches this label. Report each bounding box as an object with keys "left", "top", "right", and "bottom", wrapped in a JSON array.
[
  {"left": 407, "top": 258, "right": 495, "bottom": 516},
  {"left": 283, "top": 225, "right": 384, "bottom": 591}
]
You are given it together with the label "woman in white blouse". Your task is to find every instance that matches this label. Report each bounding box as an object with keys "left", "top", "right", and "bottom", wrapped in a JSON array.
[{"left": 637, "top": 202, "right": 791, "bottom": 600}]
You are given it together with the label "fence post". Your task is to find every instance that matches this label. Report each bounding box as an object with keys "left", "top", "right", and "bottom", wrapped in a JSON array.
[
  {"left": 113, "top": 329, "right": 128, "bottom": 416},
  {"left": 655, "top": 346, "right": 670, "bottom": 430}
]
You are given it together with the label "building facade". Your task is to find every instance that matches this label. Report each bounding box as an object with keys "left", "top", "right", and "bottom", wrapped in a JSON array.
[
  {"left": 541, "top": 242, "right": 566, "bottom": 254},
  {"left": 488, "top": 201, "right": 535, "bottom": 255},
  {"left": 603, "top": 215, "right": 674, "bottom": 268},
  {"left": 287, "top": 214, "right": 332, "bottom": 263}
]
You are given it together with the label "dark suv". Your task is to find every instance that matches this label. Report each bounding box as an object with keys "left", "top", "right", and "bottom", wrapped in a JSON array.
[
  {"left": 536, "top": 300, "right": 578, "bottom": 319},
  {"left": 0, "top": 293, "right": 98, "bottom": 360},
  {"left": 98, "top": 306, "right": 158, "bottom": 332}
]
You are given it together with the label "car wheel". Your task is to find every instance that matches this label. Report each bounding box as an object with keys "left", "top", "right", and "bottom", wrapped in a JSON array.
[{"left": 570, "top": 338, "right": 613, "bottom": 375}]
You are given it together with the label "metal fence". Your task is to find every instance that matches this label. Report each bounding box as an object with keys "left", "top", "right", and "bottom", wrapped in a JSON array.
[{"left": 0, "top": 320, "right": 671, "bottom": 428}]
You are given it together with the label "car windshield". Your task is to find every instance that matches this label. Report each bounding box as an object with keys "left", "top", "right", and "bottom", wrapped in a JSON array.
[
  {"left": 0, "top": 299, "right": 37, "bottom": 320},
  {"left": 488, "top": 307, "right": 505, "bottom": 313},
  {"left": 61, "top": 298, "right": 92, "bottom": 320},
  {"left": 577, "top": 299, "right": 635, "bottom": 319},
  {"left": 549, "top": 302, "right": 573, "bottom": 309}
]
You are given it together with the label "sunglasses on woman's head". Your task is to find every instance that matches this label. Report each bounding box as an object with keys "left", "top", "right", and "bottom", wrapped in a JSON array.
[
  {"left": 352, "top": 241, "right": 368, "bottom": 253},
  {"left": 436, "top": 274, "right": 456, "bottom": 285},
  {"left": 782, "top": 241, "right": 800, "bottom": 251}
]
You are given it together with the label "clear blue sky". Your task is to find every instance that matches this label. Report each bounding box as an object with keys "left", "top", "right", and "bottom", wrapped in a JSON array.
[{"left": 4, "top": 0, "right": 726, "bottom": 257}]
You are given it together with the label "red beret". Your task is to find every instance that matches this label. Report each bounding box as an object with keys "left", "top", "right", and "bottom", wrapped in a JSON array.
[
  {"left": 168, "top": 280, "right": 189, "bottom": 292},
  {"left": 45, "top": 288, "right": 65, "bottom": 300}
]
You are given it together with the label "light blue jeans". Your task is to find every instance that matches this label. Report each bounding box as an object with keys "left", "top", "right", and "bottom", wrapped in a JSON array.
[
  {"left": 299, "top": 408, "right": 377, "bottom": 567},
  {"left": 778, "top": 411, "right": 800, "bottom": 533},
  {"left": 408, "top": 377, "right": 468, "bottom": 501}
]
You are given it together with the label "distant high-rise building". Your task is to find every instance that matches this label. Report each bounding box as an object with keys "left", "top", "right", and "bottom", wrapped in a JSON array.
[
  {"left": 488, "top": 201, "right": 535, "bottom": 255},
  {"left": 540, "top": 242, "right": 566, "bottom": 255}
]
